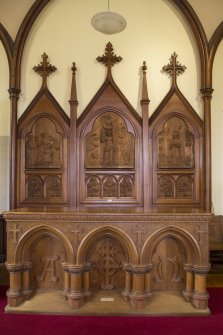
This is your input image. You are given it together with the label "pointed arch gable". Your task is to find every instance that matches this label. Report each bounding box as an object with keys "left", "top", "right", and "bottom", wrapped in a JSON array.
[
  {"left": 76, "top": 225, "right": 138, "bottom": 265},
  {"left": 14, "top": 225, "right": 74, "bottom": 264}
]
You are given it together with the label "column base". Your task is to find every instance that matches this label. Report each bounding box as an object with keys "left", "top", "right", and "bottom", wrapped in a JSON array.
[
  {"left": 7, "top": 289, "right": 24, "bottom": 307},
  {"left": 130, "top": 292, "right": 146, "bottom": 310},
  {"left": 67, "top": 291, "right": 84, "bottom": 309},
  {"left": 183, "top": 289, "right": 193, "bottom": 302},
  {"left": 192, "top": 291, "right": 209, "bottom": 309}
]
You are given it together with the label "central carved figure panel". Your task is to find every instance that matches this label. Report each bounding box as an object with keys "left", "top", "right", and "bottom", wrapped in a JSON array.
[{"left": 85, "top": 112, "right": 135, "bottom": 168}]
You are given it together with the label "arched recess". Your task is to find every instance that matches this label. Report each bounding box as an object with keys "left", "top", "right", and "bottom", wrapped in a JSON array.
[
  {"left": 209, "top": 22, "right": 223, "bottom": 87},
  {"left": 140, "top": 225, "right": 201, "bottom": 266},
  {"left": 170, "top": 0, "right": 208, "bottom": 87},
  {"left": 0, "top": 23, "right": 13, "bottom": 70},
  {"left": 14, "top": 225, "right": 74, "bottom": 264},
  {"left": 76, "top": 225, "right": 138, "bottom": 266}
]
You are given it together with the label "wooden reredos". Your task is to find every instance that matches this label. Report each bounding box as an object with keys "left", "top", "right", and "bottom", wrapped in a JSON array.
[{"left": 16, "top": 43, "right": 204, "bottom": 209}]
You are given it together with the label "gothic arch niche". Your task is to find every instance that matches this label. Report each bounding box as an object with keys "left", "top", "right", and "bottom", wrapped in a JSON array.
[
  {"left": 140, "top": 226, "right": 201, "bottom": 291},
  {"left": 77, "top": 226, "right": 138, "bottom": 292},
  {"left": 87, "top": 236, "right": 126, "bottom": 290},
  {"left": 30, "top": 234, "right": 65, "bottom": 290},
  {"left": 151, "top": 236, "right": 186, "bottom": 291},
  {"left": 14, "top": 226, "right": 74, "bottom": 291}
]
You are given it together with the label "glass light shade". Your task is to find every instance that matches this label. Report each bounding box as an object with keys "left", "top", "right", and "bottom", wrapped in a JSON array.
[{"left": 91, "top": 11, "right": 127, "bottom": 34}]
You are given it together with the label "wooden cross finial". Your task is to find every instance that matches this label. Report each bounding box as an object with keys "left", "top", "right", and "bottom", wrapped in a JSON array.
[
  {"left": 97, "top": 42, "right": 122, "bottom": 77},
  {"left": 33, "top": 53, "right": 57, "bottom": 87},
  {"left": 162, "top": 52, "right": 186, "bottom": 86}
]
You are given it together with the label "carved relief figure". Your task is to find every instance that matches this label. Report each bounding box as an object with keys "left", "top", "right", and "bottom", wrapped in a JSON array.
[
  {"left": 176, "top": 175, "right": 193, "bottom": 198},
  {"left": 27, "top": 176, "right": 43, "bottom": 198},
  {"left": 25, "top": 118, "right": 62, "bottom": 168},
  {"left": 157, "top": 117, "right": 194, "bottom": 168},
  {"left": 87, "top": 176, "right": 101, "bottom": 197},
  {"left": 103, "top": 176, "right": 117, "bottom": 197},
  {"left": 158, "top": 175, "right": 174, "bottom": 198},
  {"left": 120, "top": 176, "right": 134, "bottom": 197},
  {"left": 85, "top": 112, "right": 134, "bottom": 168},
  {"left": 46, "top": 176, "right": 62, "bottom": 198}
]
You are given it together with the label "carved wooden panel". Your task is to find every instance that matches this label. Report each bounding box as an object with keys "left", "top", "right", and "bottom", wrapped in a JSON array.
[
  {"left": 79, "top": 105, "right": 141, "bottom": 204},
  {"left": 157, "top": 117, "right": 194, "bottom": 169},
  {"left": 157, "top": 174, "right": 193, "bottom": 199},
  {"left": 85, "top": 112, "right": 134, "bottom": 169},
  {"left": 30, "top": 236, "right": 65, "bottom": 289},
  {"left": 87, "top": 237, "right": 125, "bottom": 290},
  {"left": 151, "top": 237, "right": 186, "bottom": 291},
  {"left": 86, "top": 174, "right": 135, "bottom": 198},
  {"left": 150, "top": 98, "right": 203, "bottom": 207}
]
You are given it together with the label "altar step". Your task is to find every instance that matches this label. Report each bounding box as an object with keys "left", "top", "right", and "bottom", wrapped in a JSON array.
[{"left": 5, "top": 289, "right": 210, "bottom": 316}]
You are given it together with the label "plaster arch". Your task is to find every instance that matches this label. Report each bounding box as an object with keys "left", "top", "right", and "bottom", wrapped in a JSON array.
[
  {"left": 140, "top": 225, "right": 201, "bottom": 266},
  {"left": 14, "top": 225, "right": 74, "bottom": 264},
  {"left": 76, "top": 225, "right": 138, "bottom": 266}
]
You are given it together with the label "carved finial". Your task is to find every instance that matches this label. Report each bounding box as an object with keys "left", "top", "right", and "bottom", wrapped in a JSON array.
[
  {"left": 70, "top": 62, "right": 78, "bottom": 104},
  {"left": 71, "top": 62, "right": 77, "bottom": 75},
  {"left": 141, "top": 61, "right": 149, "bottom": 104},
  {"left": 162, "top": 52, "right": 186, "bottom": 86},
  {"left": 142, "top": 61, "right": 147, "bottom": 74},
  {"left": 97, "top": 42, "right": 122, "bottom": 77},
  {"left": 33, "top": 53, "right": 57, "bottom": 87}
]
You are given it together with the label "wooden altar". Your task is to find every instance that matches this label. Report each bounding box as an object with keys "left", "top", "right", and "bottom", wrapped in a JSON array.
[{"left": 4, "top": 43, "right": 211, "bottom": 314}]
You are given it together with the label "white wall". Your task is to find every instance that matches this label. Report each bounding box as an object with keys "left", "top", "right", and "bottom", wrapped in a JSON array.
[
  {"left": 1, "top": 0, "right": 223, "bottom": 213},
  {"left": 0, "top": 42, "right": 10, "bottom": 211},
  {"left": 212, "top": 40, "right": 223, "bottom": 214},
  {"left": 20, "top": 0, "right": 201, "bottom": 119}
]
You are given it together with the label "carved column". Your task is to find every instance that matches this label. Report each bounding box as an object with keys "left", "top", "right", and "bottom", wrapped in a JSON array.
[
  {"left": 144, "top": 264, "right": 153, "bottom": 296},
  {"left": 130, "top": 266, "right": 151, "bottom": 309},
  {"left": 61, "top": 263, "right": 70, "bottom": 299},
  {"left": 8, "top": 88, "right": 20, "bottom": 209},
  {"left": 192, "top": 265, "right": 210, "bottom": 309},
  {"left": 183, "top": 264, "right": 194, "bottom": 302},
  {"left": 82, "top": 265, "right": 91, "bottom": 298},
  {"left": 22, "top": 262, "right": 33, "bottom": 298},
  {"left": 122, "top": 264, "right": 132, "bottom": 300},
  {"left": 6, "top": 263, "right": 23, "bottom": 307},
  {"left": 67, "top": 266, "right": 84, "bottom": 309},
  {"left": 200, "top": 88, "right": 214, "bottom": 212}
]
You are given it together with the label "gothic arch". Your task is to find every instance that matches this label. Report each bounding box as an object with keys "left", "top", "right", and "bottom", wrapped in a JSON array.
[
  {"left": 76, "top": 225, "right": 138, "bottom": 265},
  {"left": 14, "top": 225, "right": 74, "bottom": 264},
  {"left": 140, "top": 225, "right": 201, "bottom": 265}
]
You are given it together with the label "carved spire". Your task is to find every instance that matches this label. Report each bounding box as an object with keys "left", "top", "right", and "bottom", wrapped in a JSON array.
[
  {"left": 69, "top": 62, "right": 78, "bottom": 104},
  {"left": 97, "top": 42, "right": 122, "bottom": 77},
  {"left": 162, "top": 52, "right": 186, "bottom": 87},
  {"left": 141, "top": 61, "right": 150, "bottom": 105},
  {"left": 33, "top": 53, "right": 57, "bottom": 88}
]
